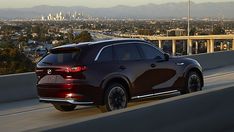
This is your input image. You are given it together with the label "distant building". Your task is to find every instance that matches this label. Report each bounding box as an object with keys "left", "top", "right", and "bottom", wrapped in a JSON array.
[
  {"left": 27, "top": 40, "right": 38, "bottom": 45},
  {"left": 42, "top": 11, "right": 92, "bottom": 21},
  {"left": 47, "top": 14, "right": 52, "bottom": 20},
  {"left": 167, "top": 28, "right": 186, "bottom": 36},
  {"left": 31, "top": 33, "right": 38, "bottom": 38},
  {"left": 225, "top": 30, "right": 234, "bottom": 35},
  {"left": 41, "top": 16, "right": 45, "bottom": 21},
  {"left": 52, "top": 40, "right": 60, "bottom": 45}
]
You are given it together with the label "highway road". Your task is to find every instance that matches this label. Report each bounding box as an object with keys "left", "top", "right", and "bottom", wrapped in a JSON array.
[{"left": 0, "top": 65, "right": 234, "bottom": 131}]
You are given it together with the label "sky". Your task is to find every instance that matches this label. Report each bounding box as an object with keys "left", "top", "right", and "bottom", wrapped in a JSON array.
[{"left": 0, "top": 0, "right": 233, "bottom": 8}]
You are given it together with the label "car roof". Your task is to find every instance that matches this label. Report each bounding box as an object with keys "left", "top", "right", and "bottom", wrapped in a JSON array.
[
  {"left": 52, "top": 38, "right": 149, "bottom": 50},
  {"left": 87, "top": 38, "right": 148, "bottom": 45}
]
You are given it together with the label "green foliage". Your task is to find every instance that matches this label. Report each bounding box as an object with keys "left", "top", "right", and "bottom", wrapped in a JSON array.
[
  {"left": 67, "top": 31, "right": 74, "bottom": 43},
  {"left": 213, "top": 25, "right": 225, "bottom": 35},
  {"left": 31, "top": 24, "right": 49, "bottom": 42},
  {"left": 73, "top": 31, "right": 93, "bottom": 43},
  {"left": 138, "top": 29, "right": 155, "bottom": 35},
  {"left": 190, "top": 27, "right": 197, "bottom": 35},
  {"left": 0, "top": 47, "right": 35, "bottom": 75},
  {"left": 0, "top": 42, "right": 15, "bottom": 48},
  {"left": 1, "top": 25, "right": 21, "bottom": 32}
]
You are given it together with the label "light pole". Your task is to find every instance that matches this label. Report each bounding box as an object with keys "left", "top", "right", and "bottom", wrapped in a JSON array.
[
  {"left": 187, "top": 0, "right": 191, "bottom": 55},
  {"left": 188, "top": 0, "right": 191, "bottom": 37}
]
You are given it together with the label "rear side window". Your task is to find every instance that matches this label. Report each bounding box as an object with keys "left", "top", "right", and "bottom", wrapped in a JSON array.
[
  {"left": 114, "top": 44, "right": 141, "bottom": 61},
  {"left": 97, "top": 46, "right": 113, "bottom": 62},
  {"left": 139, "top": 44, "right": 164, "bottom": 60},
  {"left": 38, "top": 49, "right": 81, "bottom": 66}
]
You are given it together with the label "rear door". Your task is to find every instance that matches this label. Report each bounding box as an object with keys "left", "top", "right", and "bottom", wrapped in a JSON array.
[
  {"left": 87, "top": 45, "right": 120, "bottom": 88},
  {"left": 113, "top": 44, "right": 151, "bottom": 96}
]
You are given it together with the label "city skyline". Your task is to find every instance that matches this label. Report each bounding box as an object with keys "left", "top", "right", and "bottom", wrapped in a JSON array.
[{"left": 0, "top": 0, "right": 233, "bottom": 8}]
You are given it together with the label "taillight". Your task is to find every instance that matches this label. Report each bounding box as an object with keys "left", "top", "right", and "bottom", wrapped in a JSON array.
[
  {"left": 56, "top": 66, "right": 87, "bottom": 73},
  {"left": 63, "top": 84, "right": 73, "bottom": 89}
]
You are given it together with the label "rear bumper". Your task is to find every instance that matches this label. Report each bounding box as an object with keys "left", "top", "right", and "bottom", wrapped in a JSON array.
[
  {"left": 37, "top": 83, "right": 104, "bottom": 105},
  {"left": 39, "top": 97, "right": 94, "bottom": 105}
]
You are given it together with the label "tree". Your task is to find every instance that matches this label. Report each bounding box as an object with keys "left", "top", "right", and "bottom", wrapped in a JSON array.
[
  {"left": 190, "top": 27, "right": 197, "bottom": 36},
  {"left": 31, "top": 25, "right": 40, "bottom": 34},
  {"left": 67, "top": 32, "right": 74, "bottom": 43},
  {"left": 213, "top": 25, "right": 225, "bottom": 35},
  {"left": 0, "top": 42, "right": 15, "bottom": 48},
  {"left": 0, "top": 47, "right": 35, "bottom": 75},
  {"left": 73, "top": 31, "right": 93, "bottom": 43},
  {"left": 138, "top": 29, "right": 155, "bottom": 35}
]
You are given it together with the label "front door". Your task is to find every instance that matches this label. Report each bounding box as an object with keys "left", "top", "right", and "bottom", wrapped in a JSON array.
[{"left": 137, "top": 44, "right": 178, "bottom": 91}]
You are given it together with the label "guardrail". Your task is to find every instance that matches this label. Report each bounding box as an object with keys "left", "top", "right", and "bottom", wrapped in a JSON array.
[
  {"left": 0, "top": 51, "right": 234, "bottom": 103},
  {"left": 44, "top": 85, "right": 234, "bottom": 132}
]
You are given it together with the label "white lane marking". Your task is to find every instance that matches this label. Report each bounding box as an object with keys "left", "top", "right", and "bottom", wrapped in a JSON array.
[
  {"left": 204, "top": 71, "right": 234, "bottom": 79},
  {"left": 0, "top": 106, "right": 53, "bottom": 117}
]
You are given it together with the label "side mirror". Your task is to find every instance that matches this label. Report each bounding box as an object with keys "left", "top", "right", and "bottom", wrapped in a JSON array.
[{"left": 164, "top": 53, "right": 170, "bottom": 61}]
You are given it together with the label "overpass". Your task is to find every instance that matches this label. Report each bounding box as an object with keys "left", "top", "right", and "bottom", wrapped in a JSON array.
[
  {"left": 1, "top": 50, "right": 234, "bottom": 131},
  {"left": 119, "top": 34, "right": 234, "bottom": 55}
]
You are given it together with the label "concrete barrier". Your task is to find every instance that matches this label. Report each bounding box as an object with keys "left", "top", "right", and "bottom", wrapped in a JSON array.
[
  {"left": 0, "top": 72, "right": 37, "bottom": 103},
  {"left": 0, "top": 51, "right": 234, "bottom": 103},
  {"left": 187, "top": 50, "right": 234, "bottom": 70},
  {"left": 43, "top": 86, "right": 234, "bottom": 132}
]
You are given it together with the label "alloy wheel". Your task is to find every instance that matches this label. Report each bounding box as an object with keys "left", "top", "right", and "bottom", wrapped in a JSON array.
[
  {"left": 188, "top": 73, "right": 201, "bottom": 93},
  {"left": 107, "top": 86, "right": 127, "bottom": 111}
]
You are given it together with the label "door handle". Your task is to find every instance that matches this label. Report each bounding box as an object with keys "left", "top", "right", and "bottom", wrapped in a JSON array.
[
  {"left": 119, "top": 65, "right": 126, "bottom": 70},
  {"left": 151, "top": 64, "right": 156, "bottom": 68}
]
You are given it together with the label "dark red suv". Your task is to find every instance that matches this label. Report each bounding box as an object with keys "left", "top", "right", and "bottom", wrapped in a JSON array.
[{"left": 36, "top": 39, "right": 203, "bottom": 112}]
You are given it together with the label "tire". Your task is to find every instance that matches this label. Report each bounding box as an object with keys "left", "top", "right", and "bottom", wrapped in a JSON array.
[
  {"left": 53, "top": 104, "right": 76, "bottom": 112},
  {"left": 181, "top": 71, "right": 202, "bottom": 94},
  {"left": 99, "top": 83, "right": 128, "bottom": 112}
]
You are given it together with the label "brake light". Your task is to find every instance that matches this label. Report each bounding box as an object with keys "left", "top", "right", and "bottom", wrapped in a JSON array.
[
  {"left": 63, "top": 84, "right": 73, "bottom": 89},
  {"left": 56, "top": 66, "right": 87, "bottom": 73}
]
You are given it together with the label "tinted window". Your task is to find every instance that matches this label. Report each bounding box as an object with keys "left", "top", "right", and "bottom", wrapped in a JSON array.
[
  {"left": 114, "top": 44, "right": 141, "bottom": 61},
  {"left": 98, "top": 46, "right": 113, "bottom": 62},
  {"left": 139, "top": 44, "right": 164, "bottom": 60},
  {"left": 38, "top": 50, "right": 81, "bottom": 66}
]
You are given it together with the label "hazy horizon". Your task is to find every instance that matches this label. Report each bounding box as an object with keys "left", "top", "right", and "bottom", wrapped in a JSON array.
[{"left": 0, "top": 0, "right": 233, "bottom": 9}]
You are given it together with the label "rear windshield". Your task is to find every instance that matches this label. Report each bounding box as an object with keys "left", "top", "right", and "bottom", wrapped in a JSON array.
[{"left": 38, "top": 49, "right": 81, "bottom": 66}]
